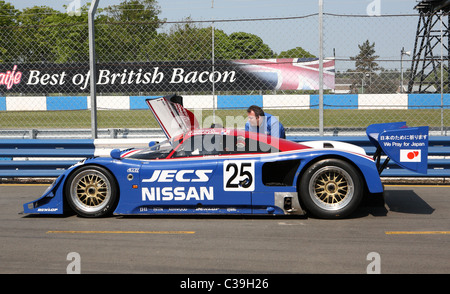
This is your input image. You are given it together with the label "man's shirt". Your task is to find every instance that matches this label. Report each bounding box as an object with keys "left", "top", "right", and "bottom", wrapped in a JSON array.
[{"left": 245, "top": 113, "right": 286, "bottom": 139}]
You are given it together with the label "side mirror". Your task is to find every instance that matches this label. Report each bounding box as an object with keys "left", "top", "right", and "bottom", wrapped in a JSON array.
[
  {"left": 149, "top": 141, "right": 160, "bottom": 150},
  {"left": 110, "top": 149, "right": 122, "bottom": 160}
]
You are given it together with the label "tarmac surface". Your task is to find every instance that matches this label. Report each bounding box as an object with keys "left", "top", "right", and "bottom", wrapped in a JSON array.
[{"left": 1, "top": 184, "right": 449, "bottom": 274}]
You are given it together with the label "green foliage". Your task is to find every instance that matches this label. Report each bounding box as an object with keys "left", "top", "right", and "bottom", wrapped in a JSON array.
[
  {"left": 349, "top": 40, "right": 387, "bottom": 94},
  {"left": 227, "top": 32, "right": 274, "bottom": 59},
  {"left": 278, "top": 47, "right": 316, "bottom": 58},
  {"left": 0, "top": 0, "right": 313, "bottom": 64},
  {"left": 350, "top": 40, "right": 379, "bottom": 73},
  {"left": 0, "top": 0, "right": 20, "bottom": 62},
  {"left": 0, "top": 0, "right": 19, "bottom": 26}
]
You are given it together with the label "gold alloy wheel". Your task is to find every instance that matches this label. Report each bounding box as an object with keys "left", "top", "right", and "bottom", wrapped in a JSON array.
[
  {"left": 69, "top": 169, "right": 112, "bottom": 213},
  {"left": 308, "top": 166, "right": 354, "bottom": 211}
]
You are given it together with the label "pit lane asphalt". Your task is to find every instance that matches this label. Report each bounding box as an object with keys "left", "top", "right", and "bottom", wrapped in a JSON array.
[{"left": 1, "top": 184, "right": 449, "bottom": 274}]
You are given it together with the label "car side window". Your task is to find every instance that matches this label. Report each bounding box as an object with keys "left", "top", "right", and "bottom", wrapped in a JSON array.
[
  {"left": 125, "top": 139, "right": 176, "bottom": 160},
  {"left": 172, "top": 134, "right": 223, "bottom": 158},
  {"left": 171, "top": 134, "right": 279, "bottom": 158}
]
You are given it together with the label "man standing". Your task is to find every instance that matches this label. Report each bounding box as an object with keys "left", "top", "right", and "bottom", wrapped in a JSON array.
[{"left": 245, "top": 105, "right": 286, "bottom": 139}]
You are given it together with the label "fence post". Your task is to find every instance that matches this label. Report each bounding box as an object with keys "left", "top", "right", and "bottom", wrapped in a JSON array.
[
  {"left": 318, "top": 0, "right": 324, "bottom": 136},
  {"left": 440, "top": 12, "right": 444, "bottom": 135},
  {"left": 88, "top": 0, "right": 100, "bottom": 139},
  {"left": 211, "top": 0, "right": 216, "bottom": 124}
]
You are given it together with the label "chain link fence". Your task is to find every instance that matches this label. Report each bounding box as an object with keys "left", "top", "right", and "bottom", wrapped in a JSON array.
[
  {"left": 324, "top": 12, "right": 448, "bottom": 133},
  {"left": 0, "top": 1, "right": 449, "bottom": 138}
]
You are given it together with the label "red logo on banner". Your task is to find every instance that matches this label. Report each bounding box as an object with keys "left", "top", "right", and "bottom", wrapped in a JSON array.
[{"left": 0, "top": 65, "right": 22, "bottom": 89}]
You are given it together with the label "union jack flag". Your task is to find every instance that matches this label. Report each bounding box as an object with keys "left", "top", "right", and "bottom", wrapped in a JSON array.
[{"left": 233, "top": 58, "right": 335, "bottom": 91}]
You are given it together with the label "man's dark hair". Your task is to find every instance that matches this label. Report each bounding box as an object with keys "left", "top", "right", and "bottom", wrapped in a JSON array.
[{"left": 246, "top": 105, "right": 265, "bottom": 117}]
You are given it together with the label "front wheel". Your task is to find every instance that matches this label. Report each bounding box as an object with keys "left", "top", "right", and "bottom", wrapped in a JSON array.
[
  {"left": 65, "top": 166, "right": 118, "bottom": 218},
  {"left": 299, "top": 159, "right": 363, "bottom": 219}
]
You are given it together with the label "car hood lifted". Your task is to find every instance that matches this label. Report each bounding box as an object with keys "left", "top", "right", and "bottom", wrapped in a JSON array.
[{"left": 146, "top": 94, "right": 199, "bottom": 140}]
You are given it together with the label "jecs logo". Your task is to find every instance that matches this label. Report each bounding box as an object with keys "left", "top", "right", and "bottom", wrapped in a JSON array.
[
  {"left": 400, "top": 149, "right": 421, "bottom": 162},
  {"left": 142, "top": 169, "right": 212, "bottom": 183}
]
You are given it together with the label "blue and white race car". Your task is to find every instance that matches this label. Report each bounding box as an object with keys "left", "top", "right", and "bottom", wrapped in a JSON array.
[{"left": 23, "top": 95, "right": 429, "bottom": 219}]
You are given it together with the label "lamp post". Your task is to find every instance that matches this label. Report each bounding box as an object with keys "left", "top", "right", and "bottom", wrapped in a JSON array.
[{"left": 400, "top": 47, "right": 411, "bottom": 93}]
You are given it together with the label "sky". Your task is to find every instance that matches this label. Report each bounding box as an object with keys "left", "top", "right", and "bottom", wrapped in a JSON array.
[
  {"left": 8, "top": 0, "right": 423, "bottom": 70},
  {"left": 11, "top": 0, "right": 419, "bottom": 19}
]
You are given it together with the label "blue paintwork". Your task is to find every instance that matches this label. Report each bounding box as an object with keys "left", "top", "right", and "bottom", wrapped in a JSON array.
[
  {"left": 23, "top": 144, "right": 384, "bottom": 216},
  {"left": 24, "top": 121, "right": 428, "bottom": 217},
  {"left": 366, "top": 122, "right": 429, "bottom": 174}
]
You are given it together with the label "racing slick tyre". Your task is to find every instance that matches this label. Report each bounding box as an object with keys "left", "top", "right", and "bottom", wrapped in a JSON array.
[
  {"left": 299, "top": 159, "right": 363, "bottom": 219},
  {"left": 65, "top": 165, "right": 119, "bottom": 218}
]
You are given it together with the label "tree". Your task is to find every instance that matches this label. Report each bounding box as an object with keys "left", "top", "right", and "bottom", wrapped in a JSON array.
[
  {"left": 15, "top": 6, "right": 64, "bottom": 63},
  {"left": 350, "top": 40, "right": 379, "bottom": 73},
  {"left": 96, "top": 0, "right": 165, "bottom": 62},
  {"left": 101, "top": 0, "right": 164, "bottom": 35},
  {"left": 102, "top": 0, "right": 162, "bottom": 24},
  {"left": 277, "top": 47, "right": 315, "bottom": 59},
  {"left": 227, "top": 32, "right": 274, "bottom": 59},
  {"left": 0, "top": 0, "right": 19, "bottom": 26},
  {"left": 0, "top": 0, "right": 20, "bottom": 62},
  {"left": 152, "top": 19, "right": 275, "bottom": 61},
  {"left": 350, "top": 40, "right": 380, "bottom": 93},
  {"left": 1, "top": 0, "right": 315, "bottom": 67},
  {"left": 157, "top": 18, "right": 214, "bottom": 61}
]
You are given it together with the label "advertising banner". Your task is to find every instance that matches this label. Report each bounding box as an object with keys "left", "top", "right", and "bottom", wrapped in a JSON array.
[{"left": 0, "top": 58, "right": 335, "bottom": 94}]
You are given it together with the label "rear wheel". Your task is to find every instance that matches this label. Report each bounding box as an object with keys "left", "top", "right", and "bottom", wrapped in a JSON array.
[
  {"left": 299, "top": 159, "right": 363, "bottom": 219},
  {"left": 65, "top": 166, "right": 118, "bottom": 218}
]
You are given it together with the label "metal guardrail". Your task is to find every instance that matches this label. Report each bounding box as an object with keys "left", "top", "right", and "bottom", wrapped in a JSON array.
[
  {"left": 0, "top": 138, "right": 151, "bottom": 177},
  {"left": 0, "top": 128, "right": 166, "bottom": 139},
  {"left": 0, "top": 136, "right": 449, "bottom": 178},
  {"left": 0, "top": 139, "right": 93, "bottom": 177}
]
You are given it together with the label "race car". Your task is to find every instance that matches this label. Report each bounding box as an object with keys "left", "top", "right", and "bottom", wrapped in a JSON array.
[{"left": 23, "top": 94, "right": 429, "bottom": 219}]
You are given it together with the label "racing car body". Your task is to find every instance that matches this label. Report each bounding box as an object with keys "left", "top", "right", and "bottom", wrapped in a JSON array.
[{"left": 23, "top": 95, "right": 429, "bottom": 219}]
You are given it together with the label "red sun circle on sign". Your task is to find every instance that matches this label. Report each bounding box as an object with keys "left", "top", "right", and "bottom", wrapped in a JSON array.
[{"left": 407, "top": 151, "right": 419, "bottom": 160}]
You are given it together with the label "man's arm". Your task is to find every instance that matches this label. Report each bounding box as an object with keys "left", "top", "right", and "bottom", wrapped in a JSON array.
[{"left": 268, "top": 115, "right": 280, "bottom": 138}]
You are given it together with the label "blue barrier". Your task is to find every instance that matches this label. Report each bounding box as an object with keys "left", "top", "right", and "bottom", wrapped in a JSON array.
[
  {"left": 0, "top": 139, "right": 94, "bottom": 177},
  {"left": 2, "top": 94, "right": 448, "bottom": 110},
  {"left": 0, "top": 137, "right": 449, "bottom": 178}
]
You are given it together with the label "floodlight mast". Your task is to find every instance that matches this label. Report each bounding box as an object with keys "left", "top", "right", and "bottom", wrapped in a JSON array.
[
  {"left": 408, "top": 0, "right": 450, "bottom": 94},
  {"left": 410, "top": 0, "right": 449, "bottom": 135},
  {"left": 415, "top": 0, "right": 450, "bottom": 13}
]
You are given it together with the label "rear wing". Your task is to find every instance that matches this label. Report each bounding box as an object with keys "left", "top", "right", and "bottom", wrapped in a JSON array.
[{"left": 366, "top": 122, "right": 429, "bottom": 174}]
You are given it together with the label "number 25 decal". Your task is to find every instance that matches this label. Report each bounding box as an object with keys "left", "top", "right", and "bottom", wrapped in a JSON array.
[{"left": 223, "top": 160, "right": 255, "bottom": 191}]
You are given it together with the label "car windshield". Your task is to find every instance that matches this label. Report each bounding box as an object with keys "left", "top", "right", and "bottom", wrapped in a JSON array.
[{"left": 126, "top": 138, "right": 177, "bottom": 160}]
